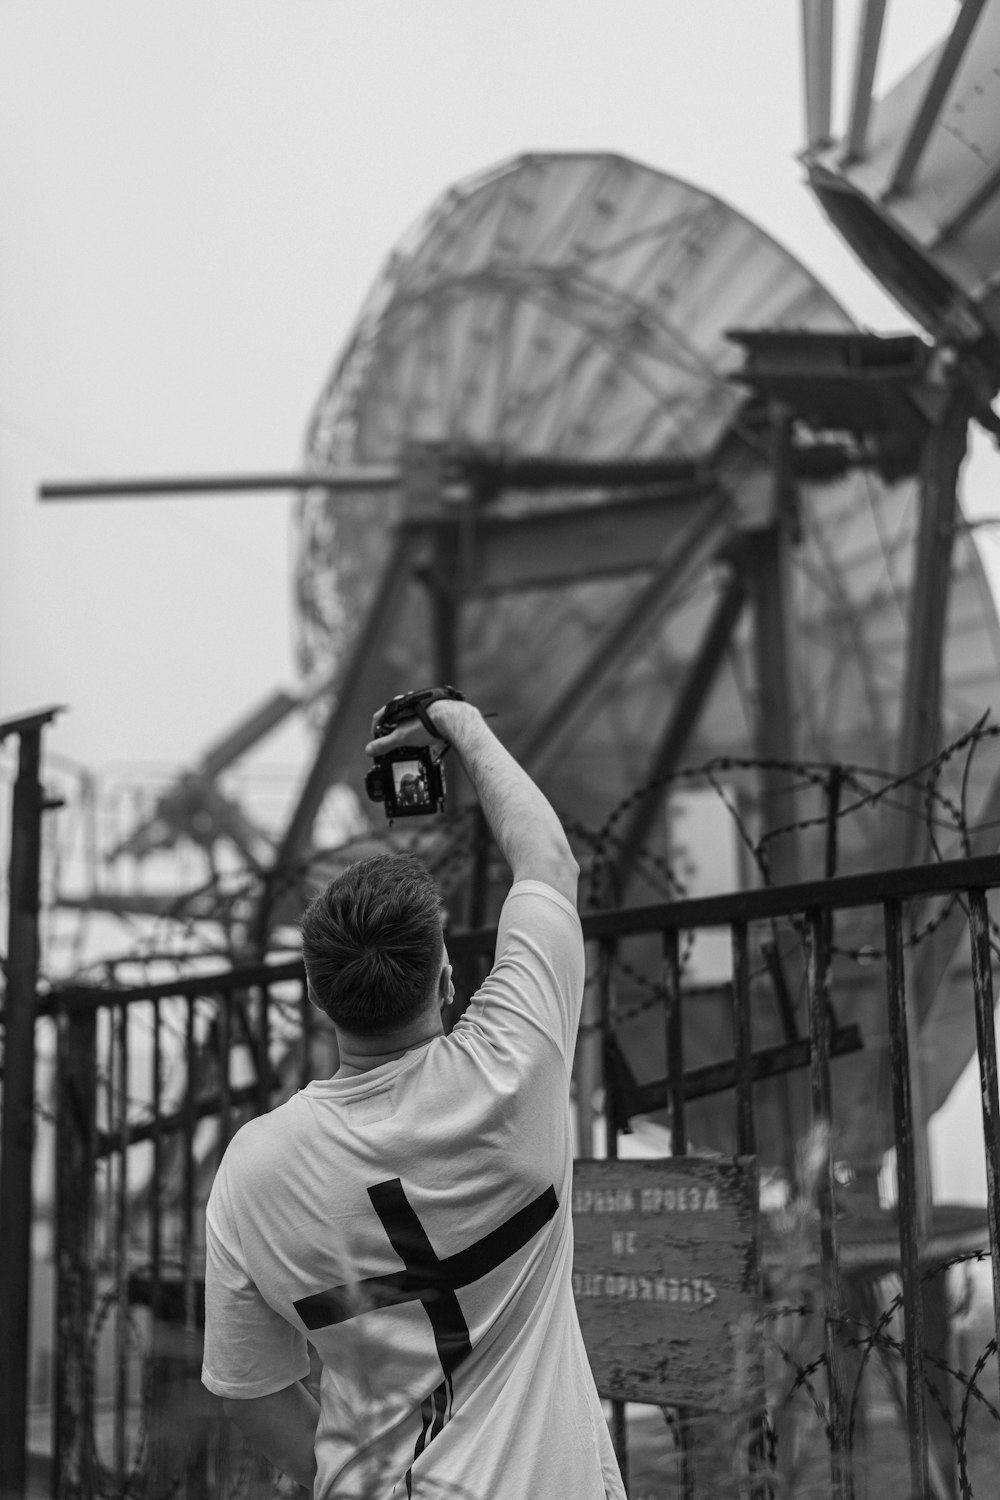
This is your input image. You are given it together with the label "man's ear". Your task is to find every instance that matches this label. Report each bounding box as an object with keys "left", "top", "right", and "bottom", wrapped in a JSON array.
[{"left": 438, "top": 961, "right": 455, "bottom": 1007}]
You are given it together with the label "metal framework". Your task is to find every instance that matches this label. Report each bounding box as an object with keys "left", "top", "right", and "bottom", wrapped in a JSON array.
[
  {"left": 37, "top": 149, "right": 1000, "bottom": 1176},
  {"left": 19, "top": 8, "right": 1000, "bottom": 1484},
  {"left": 32, "top": 850, "right": 1000, "bottom": 1499},
  {"left": 802, "top": 0, "right": 1000, "bottom": 385}
]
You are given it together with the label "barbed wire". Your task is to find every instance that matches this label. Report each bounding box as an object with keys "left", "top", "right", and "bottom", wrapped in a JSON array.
[
  {"left": 64, "top": 1246, "right": 1000, "bottom": 1499},
  {"left": 33, "top": 716, "right": 1000, "bottom": 986},
  {"left": 759, "top": 1249, "right": 1000, "bottom": 1498},
  {"left": 29, "top": 718, "right": 1000, "bottom": 1100}
]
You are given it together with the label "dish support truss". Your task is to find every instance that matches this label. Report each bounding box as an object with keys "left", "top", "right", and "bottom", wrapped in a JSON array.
[{"left": 266, "top": 324, "right": 1000, "bottom": 1179}]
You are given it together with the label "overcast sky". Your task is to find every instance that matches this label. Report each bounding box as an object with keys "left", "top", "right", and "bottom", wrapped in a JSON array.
[
  {"left": 2, "top": 0, "right": 989, "bottom": 780},
  {"left": 6, "top": 0, "right": 999, "bottom": 1198}
]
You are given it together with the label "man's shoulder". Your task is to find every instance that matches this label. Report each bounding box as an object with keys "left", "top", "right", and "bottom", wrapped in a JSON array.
[
  {"left": 499, "top": 880, "right": 584, "bottom": 961},
  {"left": 503, "top": 878, "right": 581, "bottom": 924},
  {"left": 218, "top": 1094, "right": 305, "bottom": 1182}
]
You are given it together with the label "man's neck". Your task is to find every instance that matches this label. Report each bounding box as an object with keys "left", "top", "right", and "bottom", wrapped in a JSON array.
[{"left": 333, "top": 1007, "right": 444, "bottom": 1078}]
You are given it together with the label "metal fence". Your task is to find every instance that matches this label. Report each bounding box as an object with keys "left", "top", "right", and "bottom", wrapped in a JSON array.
[
  {"left": 8, "top": 854, "right": 1000, "bottom": 1498},
  {"left": 564, "top": 856, "right": 1000, "bottom": 1499}
]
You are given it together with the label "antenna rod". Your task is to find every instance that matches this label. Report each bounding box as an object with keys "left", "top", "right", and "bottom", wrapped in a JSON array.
[
  {"left": 38, "top": 468, "right": 401, "bottom": 501},
  {"left": 843, "top": 0, "right": 887, "bottom": 164},
  {"left": 801, "top": 0, "right": 835, "bottom": 152}
]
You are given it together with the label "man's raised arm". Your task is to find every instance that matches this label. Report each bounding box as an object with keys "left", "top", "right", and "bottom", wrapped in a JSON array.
[{"left": 366, "top": 699, "right": 579, "bottom": 905}]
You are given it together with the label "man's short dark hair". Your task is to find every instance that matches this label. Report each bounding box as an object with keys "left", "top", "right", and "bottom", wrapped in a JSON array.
[{"left": 300, "top": 852, "right": 444, "bottom": 1034}]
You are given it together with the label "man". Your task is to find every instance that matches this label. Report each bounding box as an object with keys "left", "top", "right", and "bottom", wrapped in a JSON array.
[{"left": 201, "top": 693, "right": 626, "bottom": 1499}]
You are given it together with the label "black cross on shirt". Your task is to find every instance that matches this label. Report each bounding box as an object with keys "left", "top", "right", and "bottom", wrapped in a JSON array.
[{"left": 293, "top": 1177, "right": 559, "bottom": 1380}]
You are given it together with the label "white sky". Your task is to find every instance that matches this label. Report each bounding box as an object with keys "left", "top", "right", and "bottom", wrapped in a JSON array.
[
  {"left": 1, "top": 0, "right": 981, "bottom": 775},
  {"left": 4, "top": 1, "right": 1000, "bottom": 1202}
]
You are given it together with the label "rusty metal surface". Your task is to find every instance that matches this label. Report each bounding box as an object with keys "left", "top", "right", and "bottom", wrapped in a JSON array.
[
  {"left": 54, "top": 1010, "right": 98, "bottom": 1500},
  {"left": 0, "top": 717, "right": 54, "bottom": 1500},
  {"left": 806, "top": 911, "right": 853, "bottom": 1500},
  {"left": 967, "top": 886, "right": 1000, "bottom": 1413},
  {"left": 883, "top": 897, "right": 931, "bottom": 1498}
]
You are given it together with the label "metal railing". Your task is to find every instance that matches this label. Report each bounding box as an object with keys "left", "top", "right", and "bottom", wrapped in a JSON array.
[{"left": 9, "top": 852, "right": 1000, "bottom": 1497}]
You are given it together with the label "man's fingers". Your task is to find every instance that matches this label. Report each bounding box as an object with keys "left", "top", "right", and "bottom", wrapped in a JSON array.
[{"left": 365, "top": 717, "right": 430, "bottom": 757}]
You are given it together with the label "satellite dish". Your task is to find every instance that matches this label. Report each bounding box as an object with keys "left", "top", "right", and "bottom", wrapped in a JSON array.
[
  {"left": 802, "top": 0, "right": 1000, "bottom": 392},
  {"left": 291, "top": 151, "right": 1000, "bottom": 1164}
]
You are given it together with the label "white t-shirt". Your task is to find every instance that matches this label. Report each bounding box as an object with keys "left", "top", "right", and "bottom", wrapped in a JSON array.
[{"left": 202, "top": 880, "right": 626, "bottom": 1500}]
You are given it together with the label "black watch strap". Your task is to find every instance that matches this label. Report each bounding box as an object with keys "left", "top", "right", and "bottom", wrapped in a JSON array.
[{"left": 377, "top": 685, "right": 466, "bottom": 740}]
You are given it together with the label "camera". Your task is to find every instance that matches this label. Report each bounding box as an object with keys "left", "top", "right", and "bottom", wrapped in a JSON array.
[
  {"left": 365, "top": 745, "right": 446, "bottom": 819},
  {"left": 364, "top": 685, "right": 465, "bottom": 820}
]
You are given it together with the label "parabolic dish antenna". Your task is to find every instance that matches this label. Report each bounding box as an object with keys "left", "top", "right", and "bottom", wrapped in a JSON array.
[{"left": 292, "top": 152, "right": 1000, "bottom": 1161}]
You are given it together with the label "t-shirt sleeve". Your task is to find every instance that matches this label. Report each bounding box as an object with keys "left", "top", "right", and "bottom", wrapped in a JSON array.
[
  {"left": 459, "top": 879, "right": 586, "bottom": 1065},
  {"left": 201, "top": 1153, "right": 311, "bottom": 1399}
]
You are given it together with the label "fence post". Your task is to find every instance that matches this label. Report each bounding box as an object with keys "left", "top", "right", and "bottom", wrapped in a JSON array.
[
  {"left": 967, "top": 887, "right": 1000, "bottom": 1411},
  {"left": 0, "top": 710, "right": 60, "bottom": 1500},
  {"left": 663, "top": 928, "right": 697, "bottom": 1498},
  {"left": 664, "top": 929, "right": 685, "bottom": 1157},
  {"left": 54, "top": 1006, "right": 98, "bottom": 1500},
  {"left": 883, "top": 898, "right": 930, "bottom": 1498},
  {"left": 805, "top": 911, "right": 853, "bottom": 1500},
  {"left": 597, "top": 940, "right": 629, "bottom": 1492},
  {"left": 730, "top": 921, "right": 755, "bottom": 1160}
]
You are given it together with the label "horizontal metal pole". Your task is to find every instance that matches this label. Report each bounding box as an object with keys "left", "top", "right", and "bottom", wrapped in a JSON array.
[
  {"left": 632, "top": 1025, "right": 863, "bottom": 1114},
  {"left": 582, "top": 853, "right": 1000, "bottom": 937},
  {"left": 93, "top": 1075, "right": 278, "bottom": 1157},
  {"left": 39, "top": 456, "right": 709, "bottom": 503},
  {"left": 39, "top": 956, "right": 305, "bottom": 1015},
  {"left": 0, "top": 705, "right": 65, "bottom": 741},
  {"left": 463, "top": 454, "right": 708, "bottom": 491},
  {"left": 449, "top": 853, "right": 1000, "bottom": 951},
  {"left": 37, "top": 853, "right": 1000, "bottom": 1015},
  {"left": 38, "top": 468, "right": 401, "bottom": 500},
  {"left": 443, "top": 487, "right": 719, "bottom": 593},
  {"left": 43, "top": 1019, "right": 858, "bottom": 1145}
]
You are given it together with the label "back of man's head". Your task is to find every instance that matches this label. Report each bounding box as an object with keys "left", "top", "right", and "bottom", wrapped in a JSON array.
[{"left": 300, "top": 852, "right": 444, "bottom": 1034}]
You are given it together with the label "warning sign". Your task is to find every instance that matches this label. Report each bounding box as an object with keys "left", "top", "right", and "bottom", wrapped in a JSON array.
[{"left": 572, "top": 1156, "right": 760, "bottom": 1409}]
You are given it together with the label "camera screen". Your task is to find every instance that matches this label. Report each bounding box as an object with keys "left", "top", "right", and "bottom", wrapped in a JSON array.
[{"left": 391, "top": 758, "right": 431, "bottom": 808}]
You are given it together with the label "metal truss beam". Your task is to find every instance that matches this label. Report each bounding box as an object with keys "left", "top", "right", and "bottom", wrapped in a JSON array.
[
  {"left": 938, "top": 155, "right": 1000, "bottom": 245},
  {"left": 198, "top": 690, "right": 306, "bottom": 778},
  {"left": 843, "top": 0, "right": 888, "bottom": 164},
  {"left": 258, "top": 527, "right": 431, "bottom": 934},
  {"left": 610, "top": 571, "right": 749, "bottom": 900},
  {"left": 886, "top": 0, "right": 989, "bottom": 198},
  {"left": 748, "top": 413, "right": 802, "bottom": 887},
  {"left": 511, "top": 492, "right": 732, "bottom": 779},
  {"left": 441, "top": 484, "right": 719, "bottom": 595},
  {"left": 848, "top": 385, "right": 974, "bottom": 1190},
  {"left": 801, "top": 0, "right": 835, "bottom": 152},
  {"left": 620, "top": 1025, "right": 864, "bottom": 1116},
  {"left": 460, "top": 454, "right": 708, "bottom": 494},
  {"left": 892, "top": 387, "right": 971, "bottom": 863}
]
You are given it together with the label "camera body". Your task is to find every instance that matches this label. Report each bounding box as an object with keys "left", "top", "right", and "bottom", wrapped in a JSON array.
[
  {"left": 364, "top": 744, "right": 446, "bottom": 819},
  {"left": 364, "top": 686, "right": 465, "bottom": 820}
]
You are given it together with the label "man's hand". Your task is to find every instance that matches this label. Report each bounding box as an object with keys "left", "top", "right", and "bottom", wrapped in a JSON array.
[
  {"left": 365, "top": 698, "right": 476, "bottom": 758},
  {"left": 367, "top": 697, "right": 578, "bottom": 904}
]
